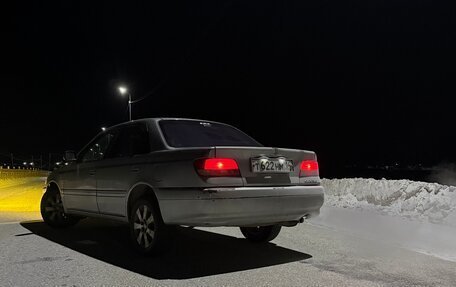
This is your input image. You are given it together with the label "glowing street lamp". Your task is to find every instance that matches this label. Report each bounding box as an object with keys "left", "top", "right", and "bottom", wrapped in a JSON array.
[
  {"left": 118, "top": 86, "right": 127, "bottom": 95},
  {"left": 118, "top": 86, "right": 132, "bottom": 121}
]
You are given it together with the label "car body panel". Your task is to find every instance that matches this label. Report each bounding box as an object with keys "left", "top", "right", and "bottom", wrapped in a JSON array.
[
  {"left": 95, "top": 157, "right": 132, "bottom": 217},
  {"left": 157, "top": 185, "right": 324, "bottom": 226},
  {"left": 59, "top": 161, "right": 98, "bottom": 213}
]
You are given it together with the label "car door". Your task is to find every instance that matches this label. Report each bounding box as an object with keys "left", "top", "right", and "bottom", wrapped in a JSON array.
[
  {"left": 96, "top": 123, "right": 152, "bottom": 217},
  {"left": 62, "top": 131, "right": 115, "bottom": 214}
]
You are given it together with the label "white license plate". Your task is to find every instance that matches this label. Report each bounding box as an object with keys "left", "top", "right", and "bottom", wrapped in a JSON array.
[{"left": 251, "top": 157, "right": 294, "bottom": 173}]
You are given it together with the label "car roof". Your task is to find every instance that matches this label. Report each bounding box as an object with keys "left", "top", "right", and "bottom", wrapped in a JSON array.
[{"left": 105, "top": 117, "right": 228, "bottom": 131}]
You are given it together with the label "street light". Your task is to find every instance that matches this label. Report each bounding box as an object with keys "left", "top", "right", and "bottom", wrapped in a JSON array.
[{"left": 118, "top": 86, "right": 132, "bottom": 121}]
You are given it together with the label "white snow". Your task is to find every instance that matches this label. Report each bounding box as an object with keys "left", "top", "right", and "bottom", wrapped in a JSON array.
[
  {"left": 308, "top": 178, "right": 456, "bottom": 262},
  {"left": 321, "top": 178, "right": 456, "bottom": 226}
]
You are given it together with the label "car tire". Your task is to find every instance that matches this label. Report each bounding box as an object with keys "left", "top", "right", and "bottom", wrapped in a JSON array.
[
  {"left": 129, "top": 199, "right": 170, "bottom": 255},
  {"left": 41, "top": 188, "right": 80, "bottom": 228},
  {"left": 240, "top": 225, "right": 282, "bottom": 243}
]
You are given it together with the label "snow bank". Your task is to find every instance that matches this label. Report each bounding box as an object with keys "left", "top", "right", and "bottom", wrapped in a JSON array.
[
  {"left": 315, "top": 178, "right": 456, "bottom": 261},
  {"left": 321, "top": 178, "right": 456, "bottom": 226}
]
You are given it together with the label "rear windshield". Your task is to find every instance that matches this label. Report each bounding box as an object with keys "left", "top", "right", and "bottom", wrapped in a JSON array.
[{"left": 159, "top": 120, "right": 262, "bottom": 148}]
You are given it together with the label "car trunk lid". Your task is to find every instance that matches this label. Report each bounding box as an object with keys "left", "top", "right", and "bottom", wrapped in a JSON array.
[{"left": 214, "top": 146, "right": 317, "bottom": 186}]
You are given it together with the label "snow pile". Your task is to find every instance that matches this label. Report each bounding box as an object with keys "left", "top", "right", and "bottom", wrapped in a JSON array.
[
  {"left": 321, "top": 178, "right": 456, "bottom": 225},
  {"left": 313, "top": 178, "right": 456, "bottom": 262}
]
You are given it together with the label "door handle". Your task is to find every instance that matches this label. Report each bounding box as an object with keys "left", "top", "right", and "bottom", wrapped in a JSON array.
[{"left": 89, "top": 169, "right": 96, "bottom": 176}]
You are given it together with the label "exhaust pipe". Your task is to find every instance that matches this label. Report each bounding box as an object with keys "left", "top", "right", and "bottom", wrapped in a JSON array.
[
  {"left": 300, "top": 214, "right": 310, "bottom": 222},
  {"left": 280, "top": 215, "right": 307, "bottom": 227}
]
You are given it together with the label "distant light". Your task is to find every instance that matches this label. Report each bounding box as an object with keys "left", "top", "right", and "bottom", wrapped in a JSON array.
[
  {"left": 118, "top": 86, "right": 128, "bottom": 95},
  {"left": 23, "top": 162, "right": 27, "bottom": 165},
  {"left": 101, "top": 127, "right": 106, "bottom": 131},
  {"left": 30, "top": 162, "right": 34, "bottom": 166}
]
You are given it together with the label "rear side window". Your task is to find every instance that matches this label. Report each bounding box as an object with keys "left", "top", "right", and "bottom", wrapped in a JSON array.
[
  {"left": 106, "top": 124, "right": 150, "bottom": 158},
  {"left": 159, "top": 120, "right": 262, "bottom": 148}
]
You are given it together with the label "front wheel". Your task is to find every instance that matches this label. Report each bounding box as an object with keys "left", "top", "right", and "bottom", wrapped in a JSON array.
[
  {"left": 41, "top": 189, "right": 80, "bottom": 228},
  {"left": 240, "top": 225, "right": 282, "bottom": 243}
]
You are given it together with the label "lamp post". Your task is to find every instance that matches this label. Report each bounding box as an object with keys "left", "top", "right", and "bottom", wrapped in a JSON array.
[{"left": 118, "top": 86, "right": 132, "bottom": 121}]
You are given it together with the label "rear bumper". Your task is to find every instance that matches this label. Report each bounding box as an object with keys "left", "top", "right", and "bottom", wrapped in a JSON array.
[{"left": 157, "top": 185, "right": 324, "bottom": 227}]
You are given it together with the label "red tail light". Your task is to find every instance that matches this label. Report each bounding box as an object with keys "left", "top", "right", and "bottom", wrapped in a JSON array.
[
  {"left": 300, "top": 160, "right": 319, "bottom": 177},
  {"left": 194, "top": 158, "right": 240, "bottom": 177}
]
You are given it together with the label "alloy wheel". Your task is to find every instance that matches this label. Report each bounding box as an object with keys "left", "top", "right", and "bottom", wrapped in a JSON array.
[
  {"left": 133, "top": 204, "right": 155, "bottom": 249},
  {"left": 43, "top": 193, "right": 66, "bottom": 223}
]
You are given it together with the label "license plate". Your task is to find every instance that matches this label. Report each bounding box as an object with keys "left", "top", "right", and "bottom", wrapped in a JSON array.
[{"left": 251, "top": 157, "right": 294, "bottom": 173}]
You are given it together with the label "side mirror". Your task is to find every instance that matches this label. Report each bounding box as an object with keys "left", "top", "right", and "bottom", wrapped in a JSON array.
[{"left": 63, "top": 150, "right": 77, "bottom": 162}]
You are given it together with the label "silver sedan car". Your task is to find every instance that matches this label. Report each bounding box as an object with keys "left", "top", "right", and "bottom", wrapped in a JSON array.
[{"left": 41, "top": 118, "right": 324, "bottom": 255}]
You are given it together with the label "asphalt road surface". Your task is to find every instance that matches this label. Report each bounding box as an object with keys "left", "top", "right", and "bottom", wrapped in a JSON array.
[
  {"left": 0, "top": 178, "right": 455, "bottom": 286},
  {"left": 0, "top": 215, "right": 455, "bottom": 287}
]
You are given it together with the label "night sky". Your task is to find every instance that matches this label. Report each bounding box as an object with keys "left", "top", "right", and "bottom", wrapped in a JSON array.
[{"left": 3, "top": 1, "right": 456, "bottom": 176}]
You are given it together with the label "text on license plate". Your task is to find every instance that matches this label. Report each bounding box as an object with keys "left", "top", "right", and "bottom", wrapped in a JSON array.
[{"left": 251, "top": 158, "right": 294, "bottom": 173}]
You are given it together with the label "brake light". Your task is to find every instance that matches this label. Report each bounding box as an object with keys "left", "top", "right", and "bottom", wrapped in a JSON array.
[
  {"left": 300, "top": 160, "right": 319, "bottom": 177},
  {"left": 194, "top": 158, "right": 240, "bottom": 177}
]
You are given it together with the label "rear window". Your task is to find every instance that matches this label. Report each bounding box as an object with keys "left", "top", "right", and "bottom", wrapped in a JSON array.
[{"left": 159, "top": 120, "right": 262, "bottom": 148}]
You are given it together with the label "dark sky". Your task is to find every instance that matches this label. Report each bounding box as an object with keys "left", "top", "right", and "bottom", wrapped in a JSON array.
[{"left": 2, "top": 1, "right": 456, "bottom": 174}]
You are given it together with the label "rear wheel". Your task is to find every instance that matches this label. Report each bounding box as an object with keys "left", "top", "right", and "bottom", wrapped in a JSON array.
[
  {"left": 129, "top": 199, "right": 170, "bottom": 255},
  {"left": 240, "top": 225, "right": 282, "bottom": 243},
  {"left": 41, "top": 188, "right": 80, "bottom": 228}
]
